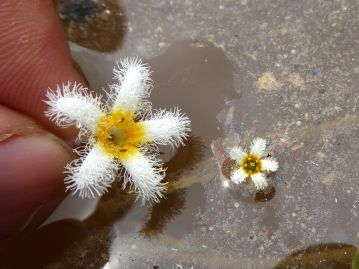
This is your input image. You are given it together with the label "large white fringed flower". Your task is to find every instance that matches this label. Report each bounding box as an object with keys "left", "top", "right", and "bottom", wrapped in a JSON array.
[
  {"left": 45, "top": 58, "right": 191, "bottom": 203},
  {"left": 229, "top": 138, "right": 278, "bottom": 190}
]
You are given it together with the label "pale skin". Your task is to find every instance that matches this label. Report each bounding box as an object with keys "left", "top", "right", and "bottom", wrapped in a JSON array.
[{"left": 0, "top": 0, "right": 82, "bottom": 238}]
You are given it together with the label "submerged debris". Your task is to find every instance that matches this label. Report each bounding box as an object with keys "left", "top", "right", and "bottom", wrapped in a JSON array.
[{"left": 55, "top": 0, "right": 125, "bottom": 52}]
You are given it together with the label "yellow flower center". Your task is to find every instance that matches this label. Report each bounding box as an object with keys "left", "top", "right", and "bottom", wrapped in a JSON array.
[
  {"left": 95, "top": 110, "right": 146, "bottom": 160},
  {"left": 241, "top": 155, "right": 262, "bottom": 175}
]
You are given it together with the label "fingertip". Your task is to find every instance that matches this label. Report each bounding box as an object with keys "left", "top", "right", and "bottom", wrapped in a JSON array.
[
  {"left": 0, "top": 106, "right": 74, "bottom": 238},
  {"left": 0, "top": 0, "right": 83, "bottom": 140}
]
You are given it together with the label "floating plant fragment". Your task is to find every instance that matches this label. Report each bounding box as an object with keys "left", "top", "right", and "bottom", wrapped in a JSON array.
[
  {"left": 45, "top": 58, "right": 191, "bottom": 203},
  {"left": 229, "top": 138, "right": 278, "bottom": 190}
]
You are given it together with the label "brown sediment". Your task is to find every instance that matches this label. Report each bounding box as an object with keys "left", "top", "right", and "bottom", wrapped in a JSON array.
[
  {"left": 55, "top": 0, "right": 126, "bottom": 52},
  {"left": 254, "top": 185, "right": 276, "bottom": 202}
]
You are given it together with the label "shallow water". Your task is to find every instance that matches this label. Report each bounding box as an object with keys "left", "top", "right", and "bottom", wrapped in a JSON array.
[
  {"left": 0, "top": 40, "right": 236, "bottom": 269},
  {"left": 2, "top": 0, "right": 359, "bottom": 268}
]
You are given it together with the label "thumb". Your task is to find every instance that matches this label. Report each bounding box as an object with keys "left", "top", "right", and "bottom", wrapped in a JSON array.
[{"left": 0, "top": 105, "right": 73, "bottom": 238}]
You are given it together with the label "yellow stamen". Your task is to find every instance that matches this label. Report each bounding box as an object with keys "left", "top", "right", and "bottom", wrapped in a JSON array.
[
  {"left": 241, "top": 154, "right": 262, "bottom": 175},
  {"left": 95, "top": 109, "right": 146, "bottom": 160}
]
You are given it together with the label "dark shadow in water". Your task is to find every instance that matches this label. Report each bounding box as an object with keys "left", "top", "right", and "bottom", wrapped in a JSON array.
[
  {"left": 272, "top": 243, "right": 358, "bottom": 269},
  {"left": 0, "top": 219, "right": 88, "bottom": 269},
  {"left": 140, "top": 136, "right": 205, "bottom": 237},
  {"left": 55, "top": 0, "right": 126, "bottom": 52},
  {"left": 0, "top": 184, "right": 134, "bottom": 269},
  {"left": 140, "top": 189, "right": 187, "bottom": 238}
]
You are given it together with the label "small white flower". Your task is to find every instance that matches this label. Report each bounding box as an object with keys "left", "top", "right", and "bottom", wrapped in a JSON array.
[
  {"left": 45, "top": 58, "right": 191, "bottom": 203},
  {"left": 229, "top": 138, "right": 278, "bottom": 190}
]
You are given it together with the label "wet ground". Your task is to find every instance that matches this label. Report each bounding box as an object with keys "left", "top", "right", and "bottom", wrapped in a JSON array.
[{"left": 2, "top": 0, "right": 359, "bottom": 268}]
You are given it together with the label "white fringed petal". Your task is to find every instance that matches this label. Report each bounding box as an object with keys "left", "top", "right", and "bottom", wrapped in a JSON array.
[
  {"left": 45, "top": 83, "right": 104, "bottom": 131},
  {"left": 261, "top": 157, "right": 279, "bottom": 172},
  {"left": 120, "top": 152, "right": 166, "bottom": 204},
  {"left": 141, "top": 108, "right": 191, "bottom": 147},
  {"left": 44, "top": 58, "right": 191, "bottom": 204},
  {"left": 229, "top": 146, "right": 246, "bottom": 162},
  {"left": 251, "top": 172, "right": 268, "bottom": 190},
  {"left": 111, "top": 57, "right": 152, "bottom": 112},
  {"left": 65, "top": 144, "right": 118, "bottom": 198},
  {"left": 250, "top": 138, "right": 266, "bottom": 157},
  {"left": 231, "top": 167, "right": 248, "bottom": 184}
]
